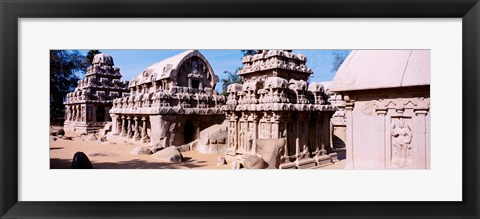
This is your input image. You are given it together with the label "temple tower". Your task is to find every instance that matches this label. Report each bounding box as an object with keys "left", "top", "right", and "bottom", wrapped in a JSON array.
[
  {"left": 64, "top": 53, "right": 129, "bottom": 134},
  {"left": 222, "top": 50, "right": 337, "bottom": 169}
]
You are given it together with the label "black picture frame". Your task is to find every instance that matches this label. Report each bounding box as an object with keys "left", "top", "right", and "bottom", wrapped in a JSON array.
[{"left": 1, "top": 0, "right": 479, "bottom": 218}]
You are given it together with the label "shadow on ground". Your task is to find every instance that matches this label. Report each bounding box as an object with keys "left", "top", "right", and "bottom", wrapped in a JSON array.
[{"left": 50, "top": 156, "right": 208, "bottom": 169}]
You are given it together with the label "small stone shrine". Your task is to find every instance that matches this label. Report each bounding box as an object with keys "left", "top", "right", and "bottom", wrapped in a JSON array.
[
  {"left": 109, "top": 50, "right": 225, "bottom": 148},
  {"left": 222, "top": 50, "right": 337, "bottom": 169},
  {"left": 64, "top": 53, "right": 129, "bottom": 134},
  {"left": 329, "top": 50, "right": 430, "bottom": 169}
]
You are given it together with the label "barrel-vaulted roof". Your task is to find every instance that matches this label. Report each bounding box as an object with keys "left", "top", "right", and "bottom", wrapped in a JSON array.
[
  {"left": 329, "top": 50, "right": 430, "bottom": 92},
  {"left": 129, "top": 50, "right": 218, "bottom": 88}
]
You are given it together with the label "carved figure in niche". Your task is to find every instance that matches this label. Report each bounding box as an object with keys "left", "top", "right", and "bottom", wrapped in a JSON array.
[
  {"left": 247, "top": 128, "right": 254, "bottom": 152},
  {"left": 391, "top": 118, "right": 413, "bottom": 168},
  {"left": 239, "top": 129, "right": 245, "bottom": 152}
]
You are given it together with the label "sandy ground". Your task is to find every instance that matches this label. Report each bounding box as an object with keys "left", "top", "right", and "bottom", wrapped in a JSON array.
[{"left": 50, "top": 126, "right": 345, "bottom": 170}]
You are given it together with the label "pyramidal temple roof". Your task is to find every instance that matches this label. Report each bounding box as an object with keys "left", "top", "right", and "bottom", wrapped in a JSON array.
[{"left": 329, "top": 50, "right": 430, "bottom": 92}]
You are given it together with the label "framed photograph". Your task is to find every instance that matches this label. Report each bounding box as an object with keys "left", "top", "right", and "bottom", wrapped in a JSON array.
[{"left": 1, "top": 0, "right": 479, "bottom": 218}]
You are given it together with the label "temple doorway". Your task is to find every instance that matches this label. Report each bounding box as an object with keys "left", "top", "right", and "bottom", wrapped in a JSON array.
[
  {"left": 96, "top": 106, "right": 105, "bottom": 122},
  {"left": 184, "top": 120, "right": 195, "bottom": 144}
]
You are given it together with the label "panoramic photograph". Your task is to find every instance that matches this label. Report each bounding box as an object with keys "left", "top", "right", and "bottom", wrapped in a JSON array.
[{"left": 50, "top": 49, "right": 430, "bottom": 169}]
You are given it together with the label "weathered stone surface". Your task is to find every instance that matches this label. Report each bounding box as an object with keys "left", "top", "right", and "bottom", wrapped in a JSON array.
[
  {"left": 130, "top": 146, "right": 153, "bottom": 155},
  {"left": 177, "top": 144, "right": 191, "bottom": 152},
  {"left": 88, "top": 134, "right": 97, "bottom": 141},
  {"left": 243, "top": 155, "right": 266, "bottom": 169},
  {"left": 63, "top": 136, "right": 73, "bottom": 140},
  {"left": 256, "top": 138, "right": 285, "bottom": 169},
  {"left": 71, "top": 152, "right": 93, "bottom": 169},
  {"left": 99, "top": 136, "right": 107, "bottom": 142},
  {"left": 153, "top": 146, "right": 183, "bottom": 163},
  {"left": 217, "top": 157, "right": 226, "bottom": 166},
  {"left": 197, "top": 121, "right": 228, "bottom": 154}
]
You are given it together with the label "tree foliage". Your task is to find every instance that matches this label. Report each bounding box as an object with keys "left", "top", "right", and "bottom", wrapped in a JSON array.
[
  {"left": 330, "top": 50, "right": 350, "bottom": 73},
  {"left": 50, "top": 50, "right": 88, "bottom": 124},
  {"left": 86, "top": 50, "right": 101, "bottom": 64},
  {"left": 241, "top": 50, "right": 257, "bottom": 56},
  {"left": 221, "top": 67, "right": 243, "bottom": 96}
]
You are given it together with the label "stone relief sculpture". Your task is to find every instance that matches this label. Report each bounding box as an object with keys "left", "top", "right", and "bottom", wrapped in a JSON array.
[{"left": 391, "top": 117, "right": 413, "bottom": 168}]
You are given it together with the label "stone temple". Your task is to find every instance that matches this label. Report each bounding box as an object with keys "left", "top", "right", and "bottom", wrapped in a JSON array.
[
  {"left": 62, "top": 49, "right": 431, "bottom": 169},
  {"left": 330, "top": 50, "right": 430, "bottom": 169},
  {"left": 64, "top": 53, "right": 129, "bottom": 134},
  {"left": 222, "top": 50, "right": 337, "bottom": 169},
  {"left": 108, "top": 50, "right": 225, "bottom": 148}
]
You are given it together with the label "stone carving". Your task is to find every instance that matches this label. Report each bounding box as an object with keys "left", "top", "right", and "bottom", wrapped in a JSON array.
[
  {"left": 64, "top": 53, "right": 129, "bottom": 134},
  {"left": 224, "top": 50, "right": 336, "bottom": 168},
  {"left": 108, "top": 50, "right": 225, "bottom": 148},
  {"left": 391, "top": 117, "right": 413, "bottom": 168}
]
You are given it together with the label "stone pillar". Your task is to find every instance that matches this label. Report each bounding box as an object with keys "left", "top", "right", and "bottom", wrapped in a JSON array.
[
  {"left": 283, "top": 120, "right": 290, "bottom": 162},
  {"left": 376, "top": 109, "right": 387, "bottom": 169},
  {"left": 115, "top": 116, "right": 122, "bottom": 135},
  {"left": 65, "top": 106, "right": 70, "bottom": 121},
  {"left": 141, "top": 116, "right": 150, "bottom": 142},
  {"left": 121, "top": 116, "right": 127, "bottom": 136},
  {"left": 295, "top": 120, "right": 300, "bottom": 160},
  {"left": 315, "top": 113, "right": 321, "bottom": 155},
  {"left": 345, "top": 99, "right": 354, "bottom": 169},
  {"left": 188, "top": 78, "right": 192, "bottom": 88},
  {"left": 252, "top": 113, "right": 259, "bottom": 154},
  {"left": 126, "top": 116, "right": 132, "bottom": 138},
  {"left": 414, "top": 109, "right": 428, "bottom": 169},
  {"left": 134, "top": 116, "right": 141, "bottom": 140}
]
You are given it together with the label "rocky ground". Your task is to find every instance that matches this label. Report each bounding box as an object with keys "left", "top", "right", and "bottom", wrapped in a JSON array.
[{"left": 50, "top": 126, "right": 345, "bottom": 169}]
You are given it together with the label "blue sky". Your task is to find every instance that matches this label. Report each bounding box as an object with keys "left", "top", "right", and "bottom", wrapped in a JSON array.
[{"left": 78, "top": 50, "right": 349, "bottom": 93}]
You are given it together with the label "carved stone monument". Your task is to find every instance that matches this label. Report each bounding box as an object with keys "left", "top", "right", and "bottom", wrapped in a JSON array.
[
  {"left": 64, "top": 53, "right": 129, "bottom": 134},
  {"left": 109, "top": 50, "right": 225, "bottom": 148},
  {"left": 329, "top": 50, "right": 430, "bottom": 169},
  {"left": 222, "top": 50, "right": 337, "bottom": 169}
]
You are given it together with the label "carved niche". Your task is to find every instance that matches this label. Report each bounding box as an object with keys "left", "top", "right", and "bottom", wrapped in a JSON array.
[{"left": 390, "top": 117, "right": 413, "bottom": 168}]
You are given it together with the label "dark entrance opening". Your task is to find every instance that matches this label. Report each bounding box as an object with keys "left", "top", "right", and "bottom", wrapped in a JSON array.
[
  {"left": 184, "top": 120, "right": 195, "bottom": 144},
  {"left": 96, "top": 106, "right": 105, "bottom": 122},
  {"left": 191, "top": 79, "right": 200, "bottom": 89}
]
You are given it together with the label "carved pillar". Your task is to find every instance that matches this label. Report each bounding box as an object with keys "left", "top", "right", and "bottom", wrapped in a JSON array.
[
  {"left": 283, "top": 120, "right": 290, "bottom": 163},
  {"left": 188, "top": 78, "right": 192, "bottom": 88},
  {"left": 121, "top": 116, "right": 127, "bottom": 136},
  {"left": 141, "top": 116, "right": 150, "bottom": 142},
  {"left": 252, "top": 113, "right": 259, "bottom": 154},
  {"left": 134, "top": 116, "right": 141, "bottom": 140},
  {"left": 376, "top": 109, "right": 387, "bottom": 169},
  {"left": 65, "top": 106, "right": 70, "bottom": 121},
  {"left": 345, "top": 98, "right": 354, "bottom": 169},
  {"left": 126, "top": 116, "right": 132, "bottom": 138},
  {"left": 295, "top": 119, "right": 300, "bottom": 160},
  {"left": 315, "top": 113, "right": 321, "bottom": 155},
  {"left": 414, "top": 109, "right": 428, "bottom": 169},
  {"left": 115, "top": 116, "right": 122, "bottom": 135},
  {"left": 322, "top": 113, "right": 329, "bottom": 153}
]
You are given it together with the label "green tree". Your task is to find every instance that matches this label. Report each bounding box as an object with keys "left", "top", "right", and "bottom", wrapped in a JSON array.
[
  {"left": 86, "top": 50, "right": 101, "bottom": 64},
  {"left": 221, "top": 67, "right": 243, "bottom": 96},
  {"left": 241, "top": 50, "right": 257, "bottom": 56},
  {"left": 330, "top": 50, "right": 350, "bottom": 73},
  {"left": 50, "top": 50, "right": 88, "bottom": 124}
]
